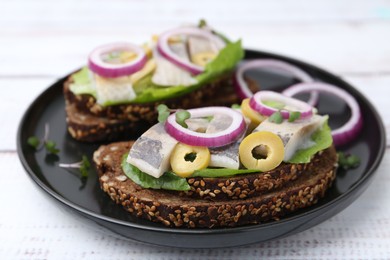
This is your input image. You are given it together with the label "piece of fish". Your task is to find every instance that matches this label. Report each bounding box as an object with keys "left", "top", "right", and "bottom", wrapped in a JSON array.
[
  {"left": 206, "top": 114, "right": 232, "bottom": 133},
  {"left": 152, "top": 42, "right": 197, "bottom": 86},
  {"left": 170, "top": 41, "right": 191, "bottom": 61},
  {"left": 187, "top": 36, "right": 218, "bottom": 57},
  {"left": 209, "top": 142, "right": 241, "bottom": 169},
  {"left": 127, "top": 123, "right": 178, "bottom": 178},
  {"left": 207, "top": 114, "right": 242, "bottom": 169},
  {"left": 185, "top": 118, "right": 210, "bottom": 133},
  {"left": 253, "top": 115, "right": 327, "bottom": 161},
  {"left": 94, "top": 75, "right": 136, "bottom": 105}
]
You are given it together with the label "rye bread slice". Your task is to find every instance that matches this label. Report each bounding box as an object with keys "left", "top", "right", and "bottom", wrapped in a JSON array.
[
  {"left": 94, "top": 141, "right": 337, "bottom": 228},
  {"left": 180, "top": 147, "right": 336, "bottom": 200},
  {"left": 94, "top": 139, "right": 336, "bottom": 200},
  {"left": 63, "top": 73, "right": 240, "bottom": 122},
  {"left": 65, "top": 103, "right": 149, "bottom": 142}
]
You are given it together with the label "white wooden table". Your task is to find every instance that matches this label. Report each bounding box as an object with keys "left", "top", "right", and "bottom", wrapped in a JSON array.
[{"left": 1, "top": 0, "right": 390, "bottom": 258}]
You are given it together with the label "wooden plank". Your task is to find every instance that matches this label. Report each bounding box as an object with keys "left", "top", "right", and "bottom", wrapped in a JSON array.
[
  {"left": 1, "top": 0, "right": 389, "bottom": 23},
  {"left": 0, "top": 0, "right": 389, "bottom": 76},
  {"left": 1, "top": 78, "right": 57, "bottom": 151},
  {"left": 1, "top": 22, "right": 389, "bottom": 77}
]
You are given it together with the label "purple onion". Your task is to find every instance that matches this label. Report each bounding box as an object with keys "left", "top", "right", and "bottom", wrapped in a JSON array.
[
  {"left": 88, "top": 42, "right": 147, "bottom": 78},
  {"left": 165, "top": 107, "right": 246, "bottom": 147}
]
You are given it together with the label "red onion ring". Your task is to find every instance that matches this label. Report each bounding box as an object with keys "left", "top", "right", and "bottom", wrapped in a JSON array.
[
  {"left": 165, "top": 107, "right": 245, "bottom": 147},
  {"left": 282, "top": 82, "right": 362, "bottom": 146},
  {"left": 88, "top": 42, "right": 147, "bottom": 78},
  {"left": 157, "top": 27, "right": 226, "bottom": 75},
  {"left": 233, "top": 59, "right": 318, "bottom": 105},
  {"left": 249, "top": 91, "right": 314, "bottom": 119}
]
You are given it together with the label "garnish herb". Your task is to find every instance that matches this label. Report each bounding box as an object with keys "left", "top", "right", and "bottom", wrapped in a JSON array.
[
  {"left": 198, "top": 19, "right": 230, "bottom": 43},
  {"left": 176, "top": 110, "right": 191, "bottom": 128},
  {"left": 59, "top": 155, "right": 91, "bottom": 178},
  {"left": 288, "top": 111, "right": 301, "bottom": 122},
  {"left": 338, "top": 152, "right": 361, "bottom": 170},
  {"left": 156, "top": 105, "right": 191, "bottom": 128},
  {"left": 79, "top": 155, "right": 91, "bottom": 178},
  {"left": 269, "top": 111, "right": 283, "bottom": 124},
  {"left": 267, "top": 111, "right": 301, "bottom": 124},
  {"left": 45, "top": 140, "right": 60, "bottom": 154},
  {"left": 231, "top": 104, "right": 241, "bottom": 109},
  {"left": 198, "top": 19, "right": 207, "bottom": 28},
  {"left": 27, "top": 136, "right": 40, "bottom": 149},
  {"left": 157, "top": 104, "right": 170, "bottom": 123},
  {"left": 27, "top": 123, "right": 59, "bottom": 154}
]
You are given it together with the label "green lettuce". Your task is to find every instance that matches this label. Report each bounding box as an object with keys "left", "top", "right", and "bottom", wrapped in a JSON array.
[
  {"left": 69, "top": 40, "right": 244, "bottom": 105},
  {"left": 192, "top": 168, "right": 259, "bottom": 178},
  {"left": 69, "top": 67, "right": 96, "bottom": 96},
  {"left": 121, "top": 154, "right": 191, "bottom": 191},
  {"left": 287, "top": 119, "right": 333, "bottom": 164}
]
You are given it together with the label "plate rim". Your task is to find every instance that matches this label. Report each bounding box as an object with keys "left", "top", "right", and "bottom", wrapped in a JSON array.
[{"left": 17, "top": 49, "right": 387, "bottom": 237}]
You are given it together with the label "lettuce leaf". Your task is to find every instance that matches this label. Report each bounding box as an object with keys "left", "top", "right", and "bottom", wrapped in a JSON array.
[
  {"left": 192, "top": 168, "right": 260, "bottom": 178},
  {"left": 121, "top": 154, "right": 191, "bottom": 191},
  {"left": 287, "top": 119, "right": 333, "bottom": 164},
  {"left": 69, "top": 67, "right": 96, "bottom": 96},
  {"left": 69, "top": 40, "right": 244, "bottom": 105}
]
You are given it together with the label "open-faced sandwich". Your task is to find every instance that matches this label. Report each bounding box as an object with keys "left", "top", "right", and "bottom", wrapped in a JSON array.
[
  {"left": 64, "top": 21, "right": 245, "bottom": 142},
  {"left": 93, "top": 87, "right": 351, "bottom": 228}
]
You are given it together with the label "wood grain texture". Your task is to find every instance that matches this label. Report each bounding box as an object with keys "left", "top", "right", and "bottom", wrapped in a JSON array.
[
  {"left": 1, "top": 0, "right": 390, "bottom": 258},
  {"left": 0, "top": 0, "right": 389, "bottom": 76}
]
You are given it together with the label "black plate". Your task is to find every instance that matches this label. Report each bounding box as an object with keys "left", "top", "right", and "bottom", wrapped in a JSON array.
[{"left": 17, "top": 50, "right": 386, "bottom": 248}]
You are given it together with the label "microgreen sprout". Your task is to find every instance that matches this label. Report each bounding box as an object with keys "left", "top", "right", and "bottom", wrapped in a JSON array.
[
  {"left": 176, "top": 110, "right": 191, "bottom": 128},
  {"left": 27, "top": 123, "right": 59, "bottom": 154},
  {"left": 338, "top": 152, "right": 361, "bottom": 170},
  {"left": 156, "top": 104, "right": 191, "bottom": 128},
  {"left": 59, "top": 155, "right": 91, "bottom": 178},
  {"left": 157, "top": 104, "right": 170, "bottom": 123},
  {"left": 269, "top": 111, "right": 283, "bottom": 124},
  {"left": 288, "top": 111, "right": 301, "bottom": 123}
]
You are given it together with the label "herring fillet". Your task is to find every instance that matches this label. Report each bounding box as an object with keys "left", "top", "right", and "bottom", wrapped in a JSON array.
[
  {"left": 152, "top": 42, "right": 197, "bottom": 86},
  {"left": 209, "top": 142, "right": 241, "bottom": 169},
  {"left": 253, "top": 115, "right": 327, "bottom": 161},
  {"left": 207, "top": 114, "right": 240, "bottom": 169},
  {"left": 127, "top": 123, "right": 178, "bottom": 178},
  {"left": 185, "top": 118, "right": 209, "bottom": 133},
  {"left": 188, "top": 36, "right": 218, "bottom": 57},
  {"left": 206, "top": 114, "right": 232, "bottom": 134},
  {"left": 170, "top": 41, "right": 191, "bottom": 61},
  {"left": 94, "top": 75, "right": 136, "bottom": 105}
]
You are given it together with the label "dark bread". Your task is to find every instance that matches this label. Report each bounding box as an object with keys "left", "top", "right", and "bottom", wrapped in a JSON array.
[
  {"left": 180, "top": 148, "right": 334, "bottom": 200},
  {"left": 64, "top": 73, "right": 246, "bottom": 142},
  {"left": 65, "top": 103, "right": 149, "bottom": 143},
  {"left": 94, "top": 141, "right": 337, "bottom": 228},
  {"left": 64, "top": 74, "right": 239, "bottom": 121}
]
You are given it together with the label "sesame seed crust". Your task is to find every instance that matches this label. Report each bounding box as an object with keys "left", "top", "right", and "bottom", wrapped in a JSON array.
[
  {"left": 94, "top": 141, "right": 338, "bottom": 228},
  {"left": 178, "top": 145, "right": 337, "bottom": 200}
]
